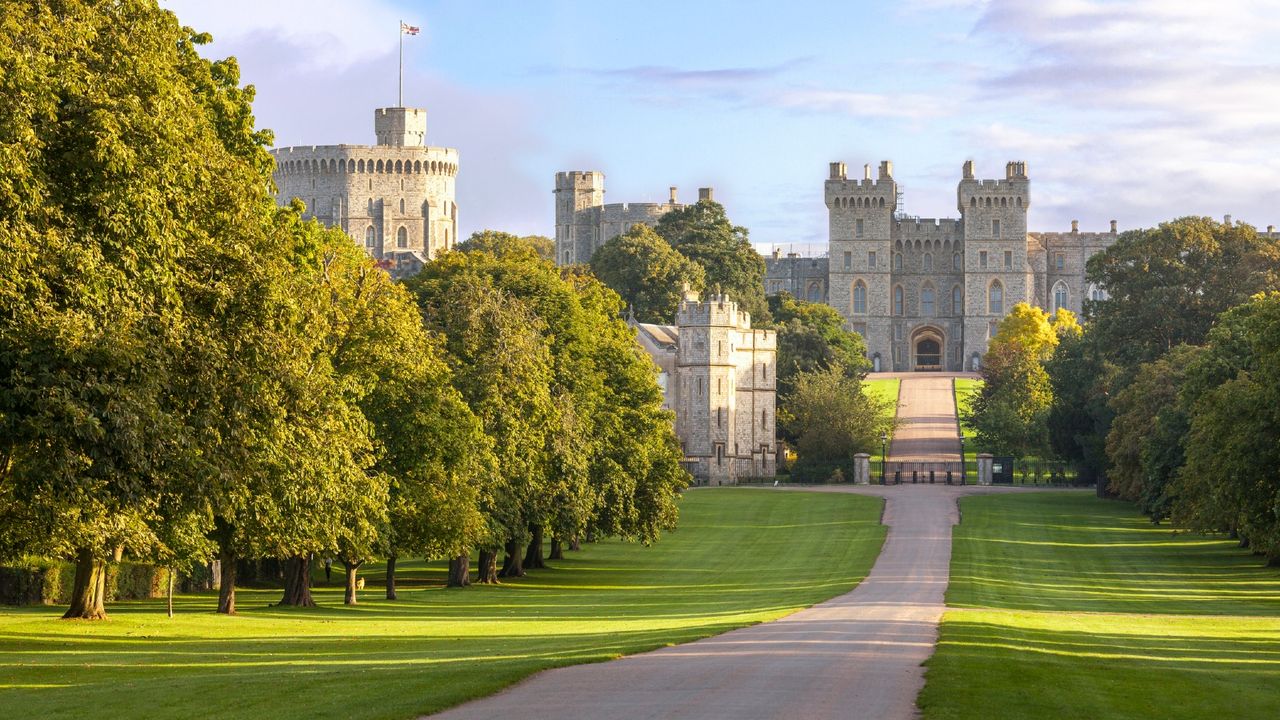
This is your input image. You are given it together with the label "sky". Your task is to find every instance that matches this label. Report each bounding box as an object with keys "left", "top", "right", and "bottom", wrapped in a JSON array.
[{"left": 163, "top": 0, "right": 1280, "bottom": 255}]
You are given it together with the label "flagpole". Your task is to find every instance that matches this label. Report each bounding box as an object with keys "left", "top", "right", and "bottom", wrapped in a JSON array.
[{"left": 398, "top": 20, "right": 403, "bottom": 107}]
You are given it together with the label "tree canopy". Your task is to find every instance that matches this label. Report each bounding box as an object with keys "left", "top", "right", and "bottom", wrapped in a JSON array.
[
  {"left": 589, "top": 224, "right": 706, "bottom": 324},
  {"left": 654, "top": 200, "right": 770, "bottom": 323}
]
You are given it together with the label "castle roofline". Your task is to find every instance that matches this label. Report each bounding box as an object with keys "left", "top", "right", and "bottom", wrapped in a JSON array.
[{"left": 269, "top": 144, "right": 458, "bottom": 155}]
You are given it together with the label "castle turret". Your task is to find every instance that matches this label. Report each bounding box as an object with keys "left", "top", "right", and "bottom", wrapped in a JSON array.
[
  {"left": 554, "top": 170, "right": 606, "bottom": 265},
  {"left": 826, "top": 160, "right": 896, "bottom": 369},
  {"left": 959, "top": 161, "right": 1031, "bottom": 363},
  {"left": 374, "top": 107, "right": 427, "bottom": 147}
]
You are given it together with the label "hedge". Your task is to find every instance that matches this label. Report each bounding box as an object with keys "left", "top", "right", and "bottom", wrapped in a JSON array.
[{"left": 0, "top": 559, "right": 181, "bottom": 605}]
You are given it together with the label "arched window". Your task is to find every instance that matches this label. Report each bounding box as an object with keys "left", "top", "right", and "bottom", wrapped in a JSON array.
[
  {"left": 1053, "top": 281, "right": 1069, "bottom": 313},
  {"left": 952, "top": 285, "right": 963, "bottom": 314},
  {"left": 893, "top": 285, "right": 904, "bottom": 316},
  {"left": 396, "top": 226, "right": 408, "bottom": 248},
  {"left": 921, "top": 284, "right": 935, "bottom": 317},
  {"left": 923, "top": 253, "right": 933, "bottom": 271},
  {"left": 894, "top": 253, "right": 903, "bottom": 270},
  {"left": 399, "top": 198, "right": 405, "bottom": 214},
  {"left": 953, "top": 252, "right": 962, "bottom": 270},
  {"left": 807, "top": 282, "right": 822, "bottom": 302},
  {"left": 988, "top": 280, "right": 1004, "bottom": 314},
  {"left": 970, "top": 197, "right": 977, "bottom": 208},
  {"left": 853, "top": 281, "right": 867, "bottom": 314},
  {"left": 1089, "top": 284, "right": 1107, "bottom": 302},
  {"left": 364, "top": 226, "right": 375, "bottom": 248}
]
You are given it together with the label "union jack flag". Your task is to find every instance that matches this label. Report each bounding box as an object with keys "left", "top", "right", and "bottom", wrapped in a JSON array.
[{"left": 401, "top": 22, "right": 420, "bottom": 35}]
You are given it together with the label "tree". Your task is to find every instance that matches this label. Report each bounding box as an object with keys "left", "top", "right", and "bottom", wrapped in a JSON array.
[
  {"left": 654, "top": 200, "right": 770, "bottom": 323},
  {"left": 589, "top": 225, "right": 705, "bottom": 324},
  {"left": 1086, "top": 217, "right": 1280, "bottom": 369},
  {"left": 782, "top": 366, "right": 896, "bottom": 482},
  {"left": 965, "top": 308, "right": 1062, "bottom": 460},
  {"left": 1045, "top": 330, "right": 1118, "bottom": 489},
  {"left": 1172, "top": 293, "right": 1280, "bottom": 562},
  {"left": 767, "top": 292, "right": 870, "bottom": 399}
]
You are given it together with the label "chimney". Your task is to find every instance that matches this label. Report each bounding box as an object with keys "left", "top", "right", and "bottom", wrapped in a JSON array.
[
  {"left": 829, "top": 162, "right": 847, "bottom": 180},
  {"left": 698, "top": 187, "right": 714, "bottom": 202},
  {"left": 962, "top": 160, "right": 975, "bottom": 179},
  {"left": 864, "top": 164, "right": 872, "bottom": 180},
  {"left": 1110, "top": 219, "right": 1117, "bottom": 233},
  {"left": 878, "top": 160, "right": 893, "bottom": 179},
  {"left": 1224, "top": 214, "right": 1233, "bottom": 227},
  {"left": 772, "top": 248, "right": 780, "bottom": 259},
  {"left": 1268, "top": 225, "right": 1276, "bottom": 233},
  {"left": 1071, "top": 220, "right": 1079, "bottom": 233},
  {"left": 669, "top": 186, "right": 678, "bottom": 204}
]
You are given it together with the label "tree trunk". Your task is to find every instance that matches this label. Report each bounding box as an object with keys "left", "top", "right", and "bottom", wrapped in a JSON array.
[
  {"left": 385, "top": 556, "right": 398, "bottom": 600},
  {"left": 447, "top": 553, "right": 471, "bottom": 588},
  {"left": 549, "top": 537, "right": 564, "bottom": 561},
  {"left": 62, "top": 547, "right": 108, "bottom": 620},
  {"left": 476, "top": 549, "right": 498, "bottom": 584},
  {"left": 499, "top": 538, "right": 525, "bottom": 578},
  {"left": 217, "top": 547, "right": 238, "bottom": 615},
  {"left": 279, "top": 555, "right": 316, "bottom": 607},
  {"left": 523, "top": 525, "right": 546, "bottom": 569},
  {"left": 570, "top": 536, "right": 581, "bottom": 552},
  {"left": 342, "top": 559, "right": 362, "bottom": 605},
  {"left": 167, "top": 567, "right": 174, "bottom": 618}
]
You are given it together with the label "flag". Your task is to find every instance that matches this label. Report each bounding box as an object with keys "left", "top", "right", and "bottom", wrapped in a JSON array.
[{"left": 401, "top": 22, "right": 420, "bottom": 35}]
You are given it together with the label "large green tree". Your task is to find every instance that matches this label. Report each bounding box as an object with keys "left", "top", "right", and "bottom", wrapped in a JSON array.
[
  {"left": 1045, "top": 330, "right": 1118, "bottom": 490},
  {"left": 767, "top": 292, "right": 870, "bottom": 398},
  {"left": 590, "top": 225, "right": 706, "bottom": 324},
  {"left": 782, "top": 366, "right": 895, "bottom": 482},
  {"left": 654, "top": 200, "right": 770, "bottom": 323}
]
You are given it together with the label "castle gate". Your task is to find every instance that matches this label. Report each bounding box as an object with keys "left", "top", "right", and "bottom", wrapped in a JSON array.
[{"left": 910, "top": 327, "right": 944, "bottom": 372}]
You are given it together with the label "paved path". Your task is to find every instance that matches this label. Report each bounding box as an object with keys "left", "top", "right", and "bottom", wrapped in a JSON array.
[
  {"left": 889, "top": 376, "right": 960, "bottom": 461},
  {"left": 427, "top": 375, "right": 985, "bottom": 720}
]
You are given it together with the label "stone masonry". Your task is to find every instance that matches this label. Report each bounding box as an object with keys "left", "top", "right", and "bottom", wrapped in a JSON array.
[
  {"left": 270, "top": 107, "right": 459, "bottom": 278},
  {"left": 632, "top": 288, "right": 776, "bottom": 485}
]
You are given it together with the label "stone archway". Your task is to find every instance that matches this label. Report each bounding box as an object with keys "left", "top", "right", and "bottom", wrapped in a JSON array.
[{"left": 911, "top": 327, "right": 945, "bottom": 371}]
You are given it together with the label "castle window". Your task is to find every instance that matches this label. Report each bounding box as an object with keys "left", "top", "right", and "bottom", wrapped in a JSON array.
[
  {"left": 1004, "top": 250, "right": 1013, "bottom": 269},
  {"left": 993, "top": 219, "right": 1001, "bottom": 236},
  {"left": 985, "top": 197, "right": 992, "bottom": 208},
  {"left": 1017, "top": 196, "right": 1023, "bottom": 207},
  {"left": 953, "top": 252, "right": 961, "bottom": 270},
  {"left": 396, "top": 227, "right": 408, "bottom": 248},
  {"left": 894, "top": 253, "right": 903, "bottom": 271},
  {"left": 807, "top": 283, "right": 822, "bottom": 302},
  {"left": 868, "top": 251, "right": 877, "bottom": 269},
  {"left": 894, "top": 324, "right": 903, "bottom": 341},
  {"left": 988, "top": 320, "right": 998, "bottom": 339},
  {"left": 855, "top": 219, "right": 864, "bottom": 238},
  {"left": 358, "top": 159, "right": 365, "bottom": 173},
  {"left": 853, "top": 281, "right": 867, "bottom": 314},
  {"left": 364, "top": 226, "right": 375, "bottom": 248},
  {"left": 1053, "top": 281, "right": 1069, "bottom": 313},
  {"left": 988, "top": 280, "right": 1004, "bottom": 314},
  {"left": 717, "top": 407, "right": 723, "bottom": 428},
  {"left": 697, "top": 378, "right": 702, "bottom": 396},
  {"left": 923, "top": 253, "right": 933, "bottom": 271},
  {"left": 1055, "top": 253, "right": 1065, "bottom": 271},
  {"left": 921, "top": 285, "right": 935, "bottom": 317},
  {"left": 844, "top": 251, "right": 852, "bottom": 270},
  {"left": 762, "top": 409, "right": 767, "bottom": 428},
  {"left": 717, "top": 378, "right": 722, "bottom": 395},
  {"left": 979, "top": 251, "right": 988, "bottom": 269},
  {"left": 1090, "top": 284, "right": 1107, "bottom": 302},
  {"left": 893, "top": 285, "right": 904, "bottom": 316},
  {"left": 1001, "top": 197, "right": 1007, "bottom": 207},
  {"left": 952, "top": 285, "right": 962, "bottom": 314},
  {"left": 399, "top": 198, "right": 405, "bottom": 213},
  {"left": 971, "top": 197, "right": 977, "bottom": 208}
]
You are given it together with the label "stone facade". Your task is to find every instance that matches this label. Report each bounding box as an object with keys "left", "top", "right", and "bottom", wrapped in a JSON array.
[
  {"left": 827, "top": 160, "right": 1121, "bottom": 372},
  {"left": 554, "top": 171, "right": 715, "bottom": 266},
  {"left": 632, "top": 289, "right": 777, "bottom": 485},
  {"left": 270, "top": 107, "right": 459, "bottom": 277},
  {"left": 765, "top": 251, "right": 830, "bottom": 303}
]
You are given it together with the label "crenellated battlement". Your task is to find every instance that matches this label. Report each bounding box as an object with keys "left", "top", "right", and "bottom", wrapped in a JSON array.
[
  {"left": 896, "top": 218, "right": 963, "bottom": 239},
  {"left": 270, "top": 145, "right": 459, "bottom": 177},
  {"left": 826, "top": 161, "right": 897, "bottom": 210}
]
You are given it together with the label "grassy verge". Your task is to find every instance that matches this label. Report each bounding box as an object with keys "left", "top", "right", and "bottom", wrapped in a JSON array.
[
  {"left": 864, "top": 377, "right": 901, "bottom": 464},
  {"left": 0, "top": 489, "right": 885, "bottom": 720},
  {"left": 920, "top": 493, "right": 1280, "bottom": 720}
]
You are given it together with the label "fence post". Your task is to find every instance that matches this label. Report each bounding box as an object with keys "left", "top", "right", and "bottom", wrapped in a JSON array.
[
  {"left": 853, "top": 453, "right": 871, "bottom": 485},
  {"left": 977, "top": 453, "right": 994, "bottom": 486}
]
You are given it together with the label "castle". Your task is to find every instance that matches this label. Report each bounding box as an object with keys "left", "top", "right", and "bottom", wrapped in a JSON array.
[
  {"left": 825, "top": 159, "right": 1118, "bottom": 371},
  {"left": 632, "top": 289, "right": 777, "bottom": 485},
  {"left": 554, "top": 171, "right": 716, "bottom": 266},
  {"left": 270, "top": 107, "right": 459, "bottom": 278}
]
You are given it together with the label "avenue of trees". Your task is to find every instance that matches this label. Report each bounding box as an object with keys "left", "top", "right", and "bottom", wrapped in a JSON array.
[
  {"left": 0, "top": 0, "right": 687, "bottom": 620},
  {"left": 968, "top": 216, "right": 1280, "bottom": 564}
]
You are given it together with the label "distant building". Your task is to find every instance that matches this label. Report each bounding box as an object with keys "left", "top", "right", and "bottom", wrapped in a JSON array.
[
  {"left": 554, "top": 171, "right": 715, "bottom": 266},
  {"left": 270, "top": 107, "right": 459, "bottom": 278},
  {"left": 765, "top": 251, "right": 830, "bottom": 303},
  {"left": 632, "top": 288, "right": 776, "bottom": 485}
]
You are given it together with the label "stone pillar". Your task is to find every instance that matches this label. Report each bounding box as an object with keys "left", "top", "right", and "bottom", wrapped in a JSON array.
[
  {"left": 853, "top": 453, "right": 871, "bottom": 485},
  {"left": 977, "top": 453, "right": 994, "bottom": 486}
]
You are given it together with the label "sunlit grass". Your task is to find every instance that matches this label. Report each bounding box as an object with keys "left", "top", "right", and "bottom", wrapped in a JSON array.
[
  {"left": 863, "top": 377, "right": 900, "bottom": 463},
  {"left": 0, "top": 489, "right": 884, "bottom": 720},
  {"left": 921, "top": 492, "right": 1280, "bottom": 719}
]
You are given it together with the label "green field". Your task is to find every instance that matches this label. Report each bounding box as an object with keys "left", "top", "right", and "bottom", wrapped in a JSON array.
[
  {"left": 0, "top": 489, "right": 885, "bottom": 720},
  {"left": 920, "top": 493, "right": 1280, "bottom": 720}
]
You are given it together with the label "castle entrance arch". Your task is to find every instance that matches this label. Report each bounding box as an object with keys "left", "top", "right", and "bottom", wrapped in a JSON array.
[{"left": 911, "top": 327, "right": 944, "bottom": 371}]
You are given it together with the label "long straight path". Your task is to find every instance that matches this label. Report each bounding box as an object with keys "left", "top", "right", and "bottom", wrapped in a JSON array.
[{"left": 426, "top": 375, "right": 991, "bottom": 720}]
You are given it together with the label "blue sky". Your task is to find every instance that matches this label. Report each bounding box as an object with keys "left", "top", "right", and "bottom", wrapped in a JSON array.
[{"left": 165, "top": 0, "right": 1280, "bottom": 254}]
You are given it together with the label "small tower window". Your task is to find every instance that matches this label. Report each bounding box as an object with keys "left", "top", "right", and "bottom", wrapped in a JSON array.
[
  {"left": 855, "top": 219, "right": 864, "bottom": 238},
  {"left": 921, "top": 285, "right": 935, "bottom": 317},
  {"left": 844, "top": 251, "right": 852, "bottom": 270},
  {"left": 923, "top": 253, "right": 933, "bottom": 271},
  {"left": 853, "top": 281, "right": 867, "bottom": 314},
  {"left": 396, "top": 227, "right": 408, "bottom": 248},
  {"left": 400, "top": 198, "right": 405, "bottom": 213},
  {"left": 868, "top": 251, "right": 877, "bottom": 269},
  {"left": 1053, "top": 281, "right": 1069, "bottom": 313},
  {"left": 952, "top": 285, "right": 963, "bottom": 314},
  {"left": 992, "top": 219, "right": 1001, "bottom": 236},
  {"left": 988, "top": 280, "right": 1004, "bottom": 314},
  {"left": 894, "top": 253, "right": 903, "bottom": 271},
  {"left": 893, "top": 285, "right": 904, "bottom": 316},
  {"left": 953, "top": 252, "right": 962, "bottom": 270},
  {"left": 1055, "top": 253, "right": 1065, "bottom": 271},
  {"left": 979, "top": 251, "right": 988, "bottom": 269},
  {"left": 364, "top": 226, "right": 375, "bottom": 248},
  {"left": 1004, "top": 250, "right": 1013, "bottom": 269}
]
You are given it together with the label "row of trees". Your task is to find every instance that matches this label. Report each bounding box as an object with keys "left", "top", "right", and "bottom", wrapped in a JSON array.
[
  {"left": 0, "top": 0, "right": 687, "bottom": 620},
  {"left": 969, "top": 216, "right": 1280, "bottom": 563}
]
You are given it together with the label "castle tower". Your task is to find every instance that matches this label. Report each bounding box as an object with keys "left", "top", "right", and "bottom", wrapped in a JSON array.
[
  {"left": 826, "top": 161, "right": 896, "bottom": 371},
  {"left": 554, "top": 171, "right": 605, "bottom": 265},
  {"left": 958, "top": 160, "right": 1030, "bottom": 365},
  {"left": 374, "top": 107, "right": 427, "bottom": 147}
]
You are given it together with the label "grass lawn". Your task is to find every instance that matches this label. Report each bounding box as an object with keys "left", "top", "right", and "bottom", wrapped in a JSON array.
[
  {"left": 864, "top": 377, "right": 901, "bottom": 463},
  {"left": 919, "top": 492, "right": 1280, "bottom": 720},
  {"left": 0, "top": 489, "right": 885, "bottom": 720}
]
